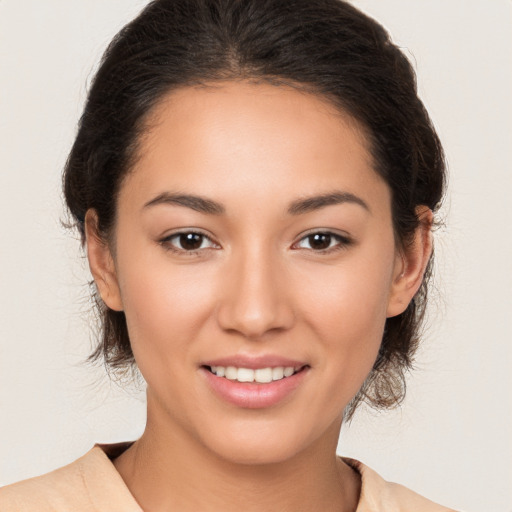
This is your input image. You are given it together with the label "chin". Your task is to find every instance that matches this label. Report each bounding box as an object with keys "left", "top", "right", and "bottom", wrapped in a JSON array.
[
  {"left": 196, "top": 414, "right": 338, "bottom": 467},
  {"left": 210, "top": 436, "right": 305, "bottom": 466}
]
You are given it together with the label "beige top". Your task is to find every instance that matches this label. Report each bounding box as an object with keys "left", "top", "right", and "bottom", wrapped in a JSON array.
[{"left": 0, "top": 442, "right": 457, "bottom": 511}]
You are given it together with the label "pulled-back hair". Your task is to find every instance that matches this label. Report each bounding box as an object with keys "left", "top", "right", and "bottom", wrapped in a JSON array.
[{"left": 63, "top": 0, "right": 446, "bottom": 419}]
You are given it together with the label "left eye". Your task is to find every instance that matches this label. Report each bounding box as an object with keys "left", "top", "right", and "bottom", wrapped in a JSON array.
[
  {"left": 295, "top": 232, "right": 348, "bottom": 251},
  {"left": 163, "top": 232, "right": 217, "bottom": 252}
]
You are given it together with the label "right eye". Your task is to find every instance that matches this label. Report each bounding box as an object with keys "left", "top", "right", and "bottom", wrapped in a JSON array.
[
  {"left": 161, "top": 231, "right": 219, "bottom": 253},
  {"left": 292, "top": 230, "right": 353, "bottom": 253}
]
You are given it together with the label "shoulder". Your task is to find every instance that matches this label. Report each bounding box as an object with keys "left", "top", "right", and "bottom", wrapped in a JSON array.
[
  {"left": 0, "top": 451, "right": 93, "bottom": 511},
  {"left": 343, "top": 458, "right": 460, "bottom": 512},
  {"left": 0, "top": 442, "right": 141, "bottom": 512}
]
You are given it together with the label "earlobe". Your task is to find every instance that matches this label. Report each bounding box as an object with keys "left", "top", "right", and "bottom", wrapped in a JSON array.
[
  {"left": 84, "top": 210, "right": 123, "bottom": 312},
  {"left": 386, "top": 207, "right": 433, "bottom": 318}
]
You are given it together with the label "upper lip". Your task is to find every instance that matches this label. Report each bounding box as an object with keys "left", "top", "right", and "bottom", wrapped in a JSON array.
[{"left": 201, "top": 354, "right": 308, "bottom": 370}]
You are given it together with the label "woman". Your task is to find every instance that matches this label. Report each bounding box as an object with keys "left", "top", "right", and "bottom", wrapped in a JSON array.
[{"left": 1, "top": 0, "right": 456, "bottom": 510}]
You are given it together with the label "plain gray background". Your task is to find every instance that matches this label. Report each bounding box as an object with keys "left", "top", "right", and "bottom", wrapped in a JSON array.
[{"left": 1, "top": 1, "right": 511, "bottom": 511}]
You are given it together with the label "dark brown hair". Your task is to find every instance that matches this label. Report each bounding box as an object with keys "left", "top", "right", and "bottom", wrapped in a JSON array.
[{"left": 63, "top": 0, "right": 446, "bottom": 419}]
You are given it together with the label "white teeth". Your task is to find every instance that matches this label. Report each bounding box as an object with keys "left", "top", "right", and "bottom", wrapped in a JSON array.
[
  {"left": 210, "top": 365, "right": 301, "bottom": 383},
  {"left": 272, "top": 367, "right": 284, "bottom": 380},
  {"left": 283, "top": 366, "right": 295, "bottom": 377},
  {"left": 254, "top": 368, "right": 273, "bottom": 383},
  {"left": 225, "top": 366, "right": 238, "bottom": 380},
  {"left": 237, "top": 368, "right": 255, "bottom": 382}
]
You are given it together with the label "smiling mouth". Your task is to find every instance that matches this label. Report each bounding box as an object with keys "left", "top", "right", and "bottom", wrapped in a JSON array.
[{"left": 205, "top": 365, "right": 308, "bottom": 383}]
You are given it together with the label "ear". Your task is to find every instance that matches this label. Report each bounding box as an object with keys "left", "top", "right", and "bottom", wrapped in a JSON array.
[
  {"left": 85, "top": 209, "right": 123, "bottom": 312},
  {"left": 386, "top": 206, "right": 433, "bottom": 318}
]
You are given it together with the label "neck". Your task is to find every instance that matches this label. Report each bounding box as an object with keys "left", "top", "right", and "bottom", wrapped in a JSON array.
[{"left": 113, "top": 397, "right": 360, "bottom": 512}]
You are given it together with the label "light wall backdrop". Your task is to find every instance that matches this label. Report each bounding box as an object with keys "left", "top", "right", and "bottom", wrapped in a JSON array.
[{"left": 1, "top": 1, "right": 511, "bottom": 511}]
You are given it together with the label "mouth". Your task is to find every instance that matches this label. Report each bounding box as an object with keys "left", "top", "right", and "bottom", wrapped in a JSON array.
[
  {"left": 204, "top": 364, "right": 308, "bottom": 384},
  {"left": 200, "top": 359, "right": 310, "bottom": 408}
]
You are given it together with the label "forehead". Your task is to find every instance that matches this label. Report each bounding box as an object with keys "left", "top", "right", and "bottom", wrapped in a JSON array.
[
  {"left": 141, "top": 80, "right": 373, "bottom": 162},
  {"left": 122, "top": 80, "right": 388, "bottom": 214}
]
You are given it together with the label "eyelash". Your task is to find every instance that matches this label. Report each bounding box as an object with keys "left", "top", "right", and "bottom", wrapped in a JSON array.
[
  {"left": 159, "top": 230, "right": 219, "bottom": 256},
  {"left": 159, "top": 229, "right": 353, "bottom": 256},
  {"left": 291, "top": 230, "right": 353, "bottom": 254}
]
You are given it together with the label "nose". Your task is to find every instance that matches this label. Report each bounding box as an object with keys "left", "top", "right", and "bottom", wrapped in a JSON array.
[{"left": 216, "top": 247, "right": 295, "bottom": 339}]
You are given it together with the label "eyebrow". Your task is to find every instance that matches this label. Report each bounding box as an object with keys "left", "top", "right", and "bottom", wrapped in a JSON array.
[
  {"left": 143, "top": 190, "right": 369, "bottom": 216},
  {"left": 287, "top": 191, "right": 370, "bottom": 215},
  {"left": 143, "top": 192, "right": 225, "bottom": 215}
]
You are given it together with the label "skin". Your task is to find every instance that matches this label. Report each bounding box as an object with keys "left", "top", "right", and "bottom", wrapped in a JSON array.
[{"left": 86, "top": 81, "right": 432, "bottom": 512}]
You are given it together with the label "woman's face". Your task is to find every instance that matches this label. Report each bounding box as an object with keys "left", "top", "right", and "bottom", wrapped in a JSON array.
[{"left": 91, "top": 81, "right": 408, "bottom": 464}]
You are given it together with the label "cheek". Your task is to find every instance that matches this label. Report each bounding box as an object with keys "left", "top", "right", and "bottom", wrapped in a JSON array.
[
  {"left": 114, "top": 244, "right": 218, "bottom": 367},
  {"left": 295, "top": 250, "right": 395, "bottom": 391},
  {"left": 299, "top": 251, "right": 394, "bottom": 336}
]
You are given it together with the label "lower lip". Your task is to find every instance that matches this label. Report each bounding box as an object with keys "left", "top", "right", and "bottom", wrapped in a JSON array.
[{"left": 201, "top": 367, "right": 309, "bottom": 409}]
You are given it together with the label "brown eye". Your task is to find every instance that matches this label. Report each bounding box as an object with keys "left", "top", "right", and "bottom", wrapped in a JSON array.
[
  {"left": 294, "top": 231, "right": 351, "bottom": 252},
  {"left": 162, "top": 231, "right": 217, "bottom": 253},
  {"left": 178, "top": 233, "right": 204, "bottom": 250},
  {"left": 307, "top": 233, "right": 332, "bottom": 250}
]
